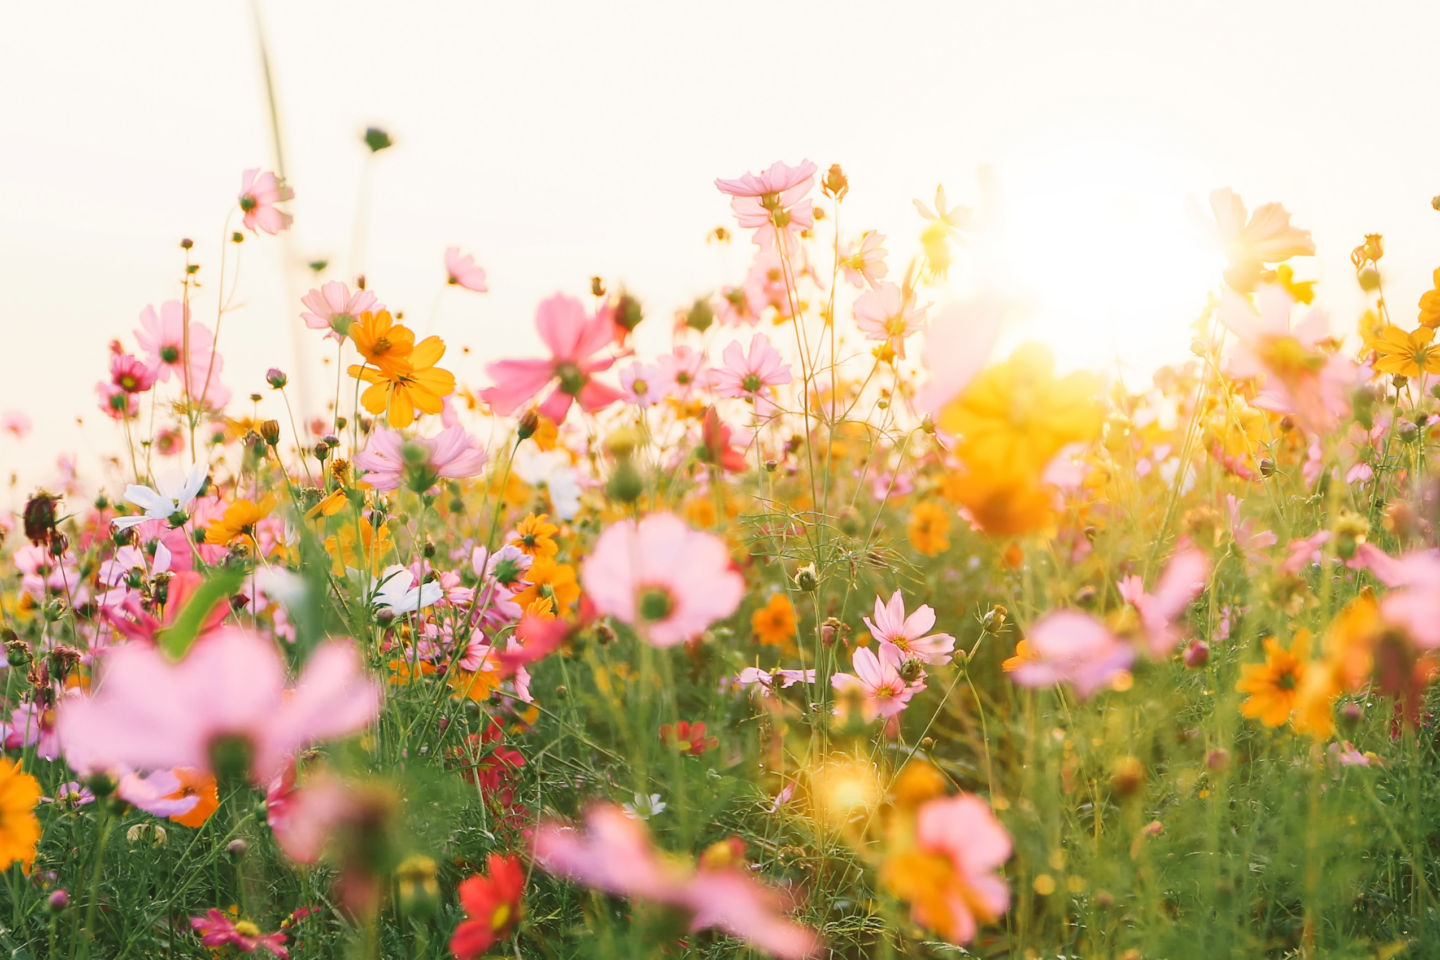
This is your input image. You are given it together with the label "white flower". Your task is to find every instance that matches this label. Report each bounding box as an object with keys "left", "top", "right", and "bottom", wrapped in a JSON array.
[
  {"left": 111, "top": 463, "right": 208, "bottom": 530},
  {"left": 371, "top": 564, "right": 443, "bottom": 614},
  {"left": 512, "top": 447, "right": 581, "bottom": 520},
  {"left": 623, "top": 793, "right": 666, "bottom": 820}
]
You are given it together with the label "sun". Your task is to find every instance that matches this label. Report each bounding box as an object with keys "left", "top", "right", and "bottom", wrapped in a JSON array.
[{"left": 975, "top": 129, "right": 1224, "bottom": 387}]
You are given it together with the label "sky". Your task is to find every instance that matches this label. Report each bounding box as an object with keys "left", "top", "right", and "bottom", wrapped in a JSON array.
[{"left": 3, "top": 1, "right": 1440, "bottom": 498}]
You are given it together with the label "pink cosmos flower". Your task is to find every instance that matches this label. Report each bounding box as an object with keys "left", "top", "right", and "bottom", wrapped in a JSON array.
[
  {"left": 1116, "top": 547, "right": 1209, "bottom": 658},
  {"left": 95, "top": 380, "right": 138, "bottom": 419},
  {"left": 445, "top": 247, "right": 489, "bottom": 292},
  {"left": 830, "top": 645, "right": 924, "bottom": 721},
  {"left": 134, "top": 301, "right": 215, "bottom": 382},
  {"left": 352, "top": 425, "right": 488, "bottom": 492},
  {"left": 1363, "top": 549, "right": 1440, "bottom": 648},
  {"left": 710, "top": 333, "right": 792, "bottom": 403},
  {"left": 864, "top": 591, "right": 955, "bottom": 665},
  {"left": 735, "top": 667, "right": 816, "bottom": 697},
  {"left": 914, "top": 300, "right": 1002, "bottom": 415},
  {"left": 1206, "top": 187, "right": 1314, "bottom": 291},
  {"left": 854, "top": 282, "right": 929, "bottom": 360},
  {"left": 110, "top": 348, "right": 157, "bottom": 395},
  {"left": 715, "top": 160, "right": 817, "bottom": 251},
  {"left": 1226, "top": 495, "right": 1278, "bottom": 568},
  {"left": 1009, "top": 611, "right": 1134, "bottom": 699},
  {"left": 716, "top": 280, "right": 766, "bottom": 327},
  {"left": 580, "top": 513, "right": 744, "bottom": 647},
  {"left": 117, "top": 768, "right": 201, "bottom": 819},
  {"left": 57, "top": 626, "right": 381, "bottom": 783},
  {"left": 191, "top": 909, "right": 289, "bottom": 958},
  {"left": 619, "top": 362, "right": 664, "bottom": 408},
  {"left": 2, "top": 700, "right": 61, "bottom": 760},
  {"left": 239, "top": 168, "right": 294, "bottom": 235},
  {"left": 656, "top": 345, "right": 707, "bottom": 401},
  {"left": 840, "top": 231, "right": 889, "bottom": 289},
  {"left": 533, "top": 805, "right": 821, "bottom": 959},
  {"left": 907, "top": 793, "right": 1012, "bottom": 945},
  {"left": 14, "top": 542, "right": 86, "bottom": 605},
  {"left": 480, "top": 294, "right": 625, "bottom": 424},
  {"left": 265, "top": 767, "right": 355, "bottom": 864},
  {"left": 300, "top": 282, "right": 379, "bottom": 342},
  {"left": 2, "top": 410, "right": 32, "bottom": 439}
]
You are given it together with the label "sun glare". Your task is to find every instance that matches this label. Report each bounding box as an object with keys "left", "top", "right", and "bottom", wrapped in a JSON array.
[{"left": 982, "top": 135, "right": 1223, "bottom": 387}]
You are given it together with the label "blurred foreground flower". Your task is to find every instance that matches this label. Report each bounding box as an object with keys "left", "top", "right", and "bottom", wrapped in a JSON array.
[{"left": 481, "top": 294, "right": 624, "bottom": 424}]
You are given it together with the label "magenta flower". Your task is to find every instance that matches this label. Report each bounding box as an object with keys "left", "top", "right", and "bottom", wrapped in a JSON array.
[
  {"left": 864, "top": 590, "right": 955, "bottom": 665},
  {"left": 57, "top": 626, "right": 381, "bottom": 783},
  {"left": 300, "top": 282, "right": 379, "bottom": 342},
  {"left": 907, "top": 793, "right": 1012, "bottom": 945},
  {"left": 830, "top": 646, "right": 924, "bottom": 721},
  {"left": 710, "top": 333, "right": 792, "bottom": 402},
  {"left": 480, "top": 294, "right": 625, "bottom": 424},
  {"left": 1009, "top": 611, "right": 1134, "bottom": 699},
  {"left": 715, "top": 160, "right": 817, "bottom": 251},
  {"left": 445, "top": 247, "right": 489, "bottom": 292},
  {"left": 134, "top": 301, "right": 214, "bottom": 382},
  {"left": 840, "top": 231, "right": 889, "bottom": 289},
  {"left": 580, "top": 513, "right": 744, "bottom": 647},
  {"left": 619, "top": 362, "right": 664, "bottom": 408},
  {"left": 533, "top": 805, "right": 821, "bottom": 959},
  {"left": 352, "top": 425, "right": 488, "bottom": 492},
  {"left": 191, "top": 909, "right": 289, "bottom": 958},
  {"left": 110, "top": 348, "right": 157, "bottom": 395},
  {"left": 655, "top": 346, "right": 707, "bottom": 401},
  {"left": 853, "top": 282, "right": 929, "bottom": 360},
  {"left": 1, "top": 411, "right": 31, "bottom": 439},
  {"left": 239, "top": 169, "right": 294, "bottom": 235},
  {"left": 1116, "top": 547, "right": 1208, "bottom": 658}
]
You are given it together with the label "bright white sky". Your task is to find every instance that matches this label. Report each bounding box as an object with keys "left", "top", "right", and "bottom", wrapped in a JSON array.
[{"left": 3, "top": 1, "right": 1440, "bottom": 499}]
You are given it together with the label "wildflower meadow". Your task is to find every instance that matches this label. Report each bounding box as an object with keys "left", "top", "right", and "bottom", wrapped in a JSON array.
[{"left": 4, "top": 147, "right": 1440, "bottom": 960}]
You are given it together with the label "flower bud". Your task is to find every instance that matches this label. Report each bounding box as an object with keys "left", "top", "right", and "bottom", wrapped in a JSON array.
[
  {"left": 48, "top": 890, "right": 69, "bottom": 912},
  {"left": 266, "top": 368, "right": 288, "bottom": 389},
  {"left": 793, "top": 563, "right": 819, "bottom": 592},
  {"left": 259, "top": 420, "right": 281, "bottom": 447},
  {"left": 1111, "top": 756, "right": 1145, "bottom": 798},
  {"left": 22, "top": 492, "right": 60, "bottom": 546},
  {"left": 590, "top": 276, "right": 607, "bottom": 298},
  {"left": 981, "top": 605, "right": 1009, "bottom": 634},
  {"left": 821, "top": 163, "right": 849, "bottom": 201},
  {"left": 314, "top": 443, "right": 330, "bottom": 462},
  {"left": 180, "top": 238, "right": 194, "bottom": 250},
  {"left": 1206, "top": 748, "right": 1231, "bottom": 772},
  {"left": 1258, "top": 457, "right": 1276, "bottom": 478},
  {"left": 686, "top": 298, "right": 714, "bottom": 333},
  {"left": 920, "top": 414, "right": 935, "bottom": 435},
  {"left": 1358, "top": 266, "right": 1380, "bottom": 291},
  {"left": 1397, "top": 419, "right": 1421, "bottom": 444},
  {"left": 363, "top": 127, "right": 394, "bottom": 152},
  {"left": 1184, "top": 640, "right": 1210, "bottom": 668},
  {"left": 227, "top": 839, "right": 248, "bottom": 860},
  {"left": 605, "top": 459, "right": 644, "bottom": 505},
  {"left": 1340, "top": 701, "right": 1364, "bottom": 727},
  {"left": 5, "top": 639, "right": 31, "bottom": 668},
  {"left": 614, "top": 293, "right": 644, "bottom": 333},
  {"left": 517, "top": 408, "right": 540, "bottom": 441},
  {"left": 1189, "top": 338, "right": 1208, "bottom": 357}
]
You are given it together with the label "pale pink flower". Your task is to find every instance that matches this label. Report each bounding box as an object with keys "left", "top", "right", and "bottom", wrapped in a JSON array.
[
  {"left": 445, "top": 247, "right": 489, "bottom": 292},
  {"left": 265, "top": 767, "right": 355, "bottom": 864},
  {"left": 191, "top": 909, "right": 289, "bottom": 958},
  {"left": 96, "top": 381, "right": 139, "bottom": 420},
  {"left": 14, "top": 542, "right": 86, "bottom": 605},
  {"left": 1226, "top": 495, "right": 1278, "bottom": 567},
  {"left": 57, "top": 627, "right": 381, "bottom": 783},
  {"left": 655, "top": 346, "right": 707, "bottom": 401},
  {"left": 710, "top": 333, "right": 792, "bottom": 402},
  {"left": 2, "top": 701, "right": 61, "bottom": 760},
  {"left": 864, "top": 590, "right": 955, "bottom": 665},
  {"left": 619, "top": 362, "right": 664, "bottom": 408},
  {"left": 907, "top": 793, "right": 1012, "bottom": 945},
  {"left": 533, "top": 805, "right": 821, "bottom": 959},
  {"left": 715, "top": 160, "right": 817, "bottom": 251},
  {"left": 480, "top": 294, "right": 625, "bottom": 424},
  {"left": 1206, "top": 187, "right": 1314, "bottom": 291},
  {"left": 353, "top": 425, "right": 488, "bottom": 492},
  {"left": 1367, "top": 550, "right": 1440, "bottom": 648},
  {"left": 830, "top": 645, "right": 924, "bottom": 721},
  {"left": 1116, "top": 547, "right": 1209, "bottom": 658},
  {"left": 239, "top": 168, "right": 294, "bottom": 235},
  {"left": 853, "top": 281, "right": 929, "bottom": 359},
  {"left": 134, "top": 301, "right": 214, "bottom": 381},
  {"left": 840, "top": 231, "right": 888, "bottom": 289},
  {"left": 117, "top": 769, "right": 201, "bottom": 819},
  {"left": 716, "top": 280, "right": 766, "bottom": 327},
  {"left": 580, "top": 513, "right": 744, "bottom": 647},
  {"left": 914, "top": 300, "right": 1002, "bottom": 415},
  {"left": 735, "top": 667, "right": 816, "bottom": 697},
  {"left": 300, "top": 282, "right": 379, "bottom": 342},
  {"left": 1010, "top": 611, "right": 1134, "bottom": 699},
  {"left": 1, "top": 411, "right": 30, "bottom": 439}
]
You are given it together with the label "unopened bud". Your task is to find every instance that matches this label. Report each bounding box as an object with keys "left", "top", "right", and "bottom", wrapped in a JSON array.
[
  {"left": 266, "top": 368, "right": 288, "bottom": 389},
  {"left": 1184, "top": 640, "right": 1210, "bottom": 668},
  {"left": 1111, "top": 756, "right": 1145, "bottom": 798},
  {"left": 48, "top": 890, "right": 69, "bottom": 912},
  {"left": 227, "top": 839, "right": 248, "bottom": 860},
  {"left": 686, "top": 298, "right": 714, "bottom": 333},
  {"left": 517, "top": 409, "right": 540, "bottom": 441},
  {"left": 1190, "top": 338, "right": 1208, "bottom": 357},
  {"left": 363, "top": 127, "right": 394, "bottom": 153},
  {"left": 794, "top": 563, "right": 819, "bottom": 592},
  {"left": 180, "top": 238, "right": 194, "bottom": 250},
  {"left": 1206, "top": 748, "right": 1231, "bottom": 772},
  {"left": 920, "top": 414, "right": 935, "bottom": 435},
  {"left": 259, "top": 420, "right": 281, "bottom": 447},
  {"left": 614, "top": 293, "right": 644, "bottom": 333},
  {"left": 981, "top": 605, "right": 1009, "bottom": 633},
  {"left": 1358, "top": 266, "right": 1380, "bottom": 291},
  {"left": 1397, "top": 419, "right": 1421, "bottom": 444},
  {"left": 590, "top": 276, "right": 607, "bottom": 298},
  {"left": 821, "top": 163, "right": 849, "bottom": 201},
  {"left": 1341, "top": 701, "right": 1364, "bottom": 727},
  {"left": 1258, "top": 457, "right": 1276, "bottom": 478},
  {"left": 605, "top": 459, "right": 644, "bottom": 504}
]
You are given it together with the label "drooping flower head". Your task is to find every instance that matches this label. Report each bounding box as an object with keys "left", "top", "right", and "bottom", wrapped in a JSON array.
[
  {"left": 481, "top": 294, "right": 626, "bottom": 425},
  {"left": 445, "top": 247, "right": 490, "bottom": 292},
  {"left": 580, "top": 513, "right": 744, "bottom": 647},
  {"left": 239, "top": 168, "right": 294, "bottom": 235}
]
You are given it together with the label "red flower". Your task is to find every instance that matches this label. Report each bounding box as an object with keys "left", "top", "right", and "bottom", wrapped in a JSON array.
[
  {"left": 660, "top": 720, "right": 719, "bottom": 756},
  {"left": 451, "top": 854, "right": 525, "bottom": 959}
]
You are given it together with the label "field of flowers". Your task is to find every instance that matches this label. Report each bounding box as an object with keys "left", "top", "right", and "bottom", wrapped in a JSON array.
[{"left": 2, "top": 152, "right": 1439, "bottom": 960}]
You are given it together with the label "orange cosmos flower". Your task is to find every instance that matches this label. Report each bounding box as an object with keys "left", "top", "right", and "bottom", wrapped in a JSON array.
[
  {"left": 349, "top": 310, "right": 415, "bottom": 379},
  {"left": 0, "top": 758, "right": 41, "bottom": 871},
  {"left": 204, "top": 495, "right": 277, "bottom": 546},
  {"left": 752, "top": 593, "right": 797, "bottom": 646},
  {"left": 511, "top": 558, "right": 580, "bottom": 615},
  {"left": 509, "top": 514, "right": 560, "bottom": 559},
  {"left": 1236, "top": 635, "right": 1310, "bottom": 727},
  {"left": 166, "top": 768, "right": 220, "bottom": 828},
  {"left": 349, "top": 335, "right": 456, "bottom": 429},
  {"left": 907, "top": 501, "right": 951, "bottom": 557}
]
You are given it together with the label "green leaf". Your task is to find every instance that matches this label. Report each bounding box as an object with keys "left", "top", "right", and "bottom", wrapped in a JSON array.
[{"left": 158, "top": 568, "right": 245, "bottom": 660}]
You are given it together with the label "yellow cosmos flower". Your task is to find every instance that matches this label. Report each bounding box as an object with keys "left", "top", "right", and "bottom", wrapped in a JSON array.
[
  {"left": 752, "top": 593, "right": 797, "bottom": 646},
  {"left": 304, "top": 488, "right": 349, "bottom": 520},
  {"left": 1237, "top": 635, "right": 1310, "bottom": 727},
  {"left": 938, "top": 343, "right": 1103, "bottom": 483},
  {"left": 907, "top": 501, "right": 952, "bottom": 557},
  {"left": 1418, "top": 267, "right": 1440, "bottom": 329},
  {"left": 349, "top": 310, "right": 415, "bottom": 379},
  {"left": 509, "top": 514, "right": 560, "bottom": 559},
  {"left": 1370, "top": 324, "right": 1440, "bottom": 378},
  {"left": 0, "top": 757, "right": 42, "bottom": 871},
  {"left": 349, "top": 335, "right": 456, "bottom": 429},
  {"left": 204, "top": 495, "right": 277, "bottom": 546},
  {"left": 326, "top": 522, "right": 394, "bottom": 575}
]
